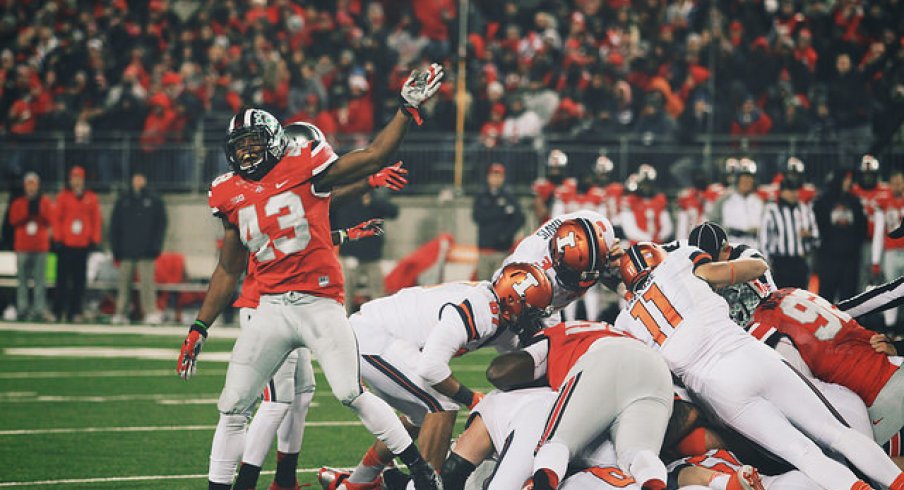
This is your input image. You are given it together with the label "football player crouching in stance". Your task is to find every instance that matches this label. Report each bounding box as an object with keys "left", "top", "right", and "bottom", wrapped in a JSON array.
[
  {"left": 177, "top": 63, "right": 445, "bottom": 490},
  {"left": 318, "top": 263, "right": 554, "bottom": 490}
]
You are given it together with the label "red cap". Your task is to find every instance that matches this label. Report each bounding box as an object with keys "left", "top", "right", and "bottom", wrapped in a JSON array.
[
  {"left": 491, "top": 102, "right": 506, "bottom": 117},
  {"left": 488, "top": 163, "right": 506, "bottom": 175},
  {"left": 70, "top": 166, "right": 85, "bottom": 178}
]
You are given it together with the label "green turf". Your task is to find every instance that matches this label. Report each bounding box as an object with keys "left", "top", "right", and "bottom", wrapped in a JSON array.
[{"left": 0, "top": 325, "right": 495, "bottom": 488}]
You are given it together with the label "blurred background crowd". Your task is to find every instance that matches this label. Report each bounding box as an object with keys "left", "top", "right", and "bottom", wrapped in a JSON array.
[{"left": 0, "top": 0, "right": 903, "bottom": 328}]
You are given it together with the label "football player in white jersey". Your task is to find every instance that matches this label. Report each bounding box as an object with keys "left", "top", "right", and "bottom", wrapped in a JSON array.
[
  {"left": 498, "top": 211, "right": 622, "bottom": 326},
  {"left": 613, "top": 241, "right": 904, "bottom": 490},
  {"left": 319, "top": 263, "right": 553, "bottom": 490},
  {"left": 440, "top": 388, "right": 764, "bottom": 490}
]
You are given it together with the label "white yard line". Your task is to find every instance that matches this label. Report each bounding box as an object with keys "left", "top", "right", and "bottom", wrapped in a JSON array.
[
  {"left": 0, "top": 322, "right": 241, "bottom": 338},
  {"left": 0, "top": 469, "right": 287, "bottom": 487},
  {"left": 0, "top": 369, "right": 227, "bottom": 379},
  {"left": 2, "top": 347, "right": 233, "bottom": 362},
  {"left": 0, "top": 420, "right": 362, "bottom": 436}
]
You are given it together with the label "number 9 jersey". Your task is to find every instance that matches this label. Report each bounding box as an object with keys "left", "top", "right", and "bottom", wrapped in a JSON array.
[
  {"left": 208, "top": 137, "right": 344, "bottom": 302},
  {"left": 750, "top": 288, "right": 900, "bottom": 407}
]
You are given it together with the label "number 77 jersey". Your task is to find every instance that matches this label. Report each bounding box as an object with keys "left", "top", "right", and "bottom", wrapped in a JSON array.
[
  {"left": 614, "top": 246, "right": 753, "bottom": 375},
  {"left": 208, "top": 140, "right": 345, "bottom": 302}
]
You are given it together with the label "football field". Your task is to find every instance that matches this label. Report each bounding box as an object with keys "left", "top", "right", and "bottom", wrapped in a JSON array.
[{"left": 0, "top": 323, "right": 494, "bottom": 489}]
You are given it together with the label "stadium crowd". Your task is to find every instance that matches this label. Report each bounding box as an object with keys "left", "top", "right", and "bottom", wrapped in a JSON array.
[{"left": 1, "top": 0, "right": 902, "bottom": 158}]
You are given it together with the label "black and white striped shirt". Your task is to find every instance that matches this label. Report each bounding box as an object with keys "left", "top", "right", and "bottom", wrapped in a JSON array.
[{"left": 759, "top": 199, "right": 819, "bottom": 258}]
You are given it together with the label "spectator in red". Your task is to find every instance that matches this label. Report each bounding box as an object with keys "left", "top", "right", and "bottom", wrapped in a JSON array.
[
  {"left": 731, "top": 94, "right": 773, "bottom": 136},
  {"left": 53, "top": 166, "right": 102, "bottom": 323},
  {"left": 480, "top": 103, "right": 506, "bottom": 148},
  {"left": 8, "top": 172, "right": 55, "bottom": 321},
  {"left": 139, "top": 93, "right": 175, "bottom": 153}
]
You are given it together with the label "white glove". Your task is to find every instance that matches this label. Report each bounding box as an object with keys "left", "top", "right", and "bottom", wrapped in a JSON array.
[{"left": 399, "top": 63, "right": 444, "bottom": 125}]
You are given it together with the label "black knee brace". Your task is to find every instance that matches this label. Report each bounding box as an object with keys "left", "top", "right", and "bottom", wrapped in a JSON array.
[{"left": 441, "top": 452, "right": 477, "bottom": 490}]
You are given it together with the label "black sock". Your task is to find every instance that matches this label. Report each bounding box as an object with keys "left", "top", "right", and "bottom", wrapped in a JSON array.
[
  {"left": 274, "top": 451, "right": 299, "bottom": 488},
  {"left": 208, "top": 482, "right": 231, "bottom": 490},
  {"left": 233, "top": 462, "right": 262, "bottom": 490},
  {"left": 397, "top": 444, "right": 425, "bottom": 469}
]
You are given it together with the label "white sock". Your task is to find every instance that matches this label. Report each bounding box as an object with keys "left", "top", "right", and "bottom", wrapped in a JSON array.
[
  {"left": 277, "top": 391, "right": 314, "bottom": 454},
  {"left": 243, "top": 401, "right": 290, "bottom": 467},
  {"left": 532, "top": 441, "right": 569, "bottom": 484},
  {"left": 627, "top": 450, "right": 668, "bottom": 487},
  {"left": 209, "top": 413, "right": 248, "bottom": 484},
  {"left": 348, "top": 392, "right": 412, "bottom": 454}
]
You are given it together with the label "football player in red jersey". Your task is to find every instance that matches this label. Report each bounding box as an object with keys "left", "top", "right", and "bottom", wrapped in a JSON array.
[
  {"left": 853, "top": 155, "right": 892, "bottom": 285},
  {"left": 533, "top": 149, "right": 572, "bottom": 223},
  {"left": 236, "top": 124, "right": 411, "bottom": 490},
  {"left": 176, "top": 64, "right": 445, "bottom": 490},
  {"left": 593, "top": 155, "right": 625, "bottom": 231},
  {"left": 748, "top": 288, "right": 904, "bottom": 467},
  {"left": 870, "top": 170, "right": 904, "bottom": 329},
  {"left": 620, "top": 164, "right": 673, "bottom": 245},
  {"left": 486, "top": 321, "right": 673, "bottom": 490},
  {"left": 757, "top": 157, "right": 817, "bottom": 205}
]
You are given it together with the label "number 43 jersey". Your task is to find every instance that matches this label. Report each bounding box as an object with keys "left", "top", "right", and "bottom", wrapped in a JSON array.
[
  {"left": 209, "top": 139, "right": 344, "bottom": 302},
  {"left": 614, "top": 246, "right": 752, "bottom": 377},
  {"left": 750, "top": 288, "right": 899, "bottom": 406}
]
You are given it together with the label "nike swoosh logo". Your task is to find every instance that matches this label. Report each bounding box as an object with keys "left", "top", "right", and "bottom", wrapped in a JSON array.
[
  {"left": 275, "top": 180, "right": 289, "bottom": 189},
  {"left": 873, "top": 418, "right": 884, "bottom": 425}
]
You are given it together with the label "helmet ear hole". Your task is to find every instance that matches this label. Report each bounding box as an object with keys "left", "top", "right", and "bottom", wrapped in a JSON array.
[{"left": 492, "top": 263, "right": 553, "bottom": 326}]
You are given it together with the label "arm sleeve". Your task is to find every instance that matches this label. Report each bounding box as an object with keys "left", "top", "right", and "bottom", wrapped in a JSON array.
[
  {"left": 8, "top": 200, "right": 26, "bottom": 227},
  {"left": 521, "top": 338, "right": 550, "bottom": 381},
  {"left": 418, "top": 312, "right": 470, "bottom": 386},
  {"left": 837, "top": 274, "right": 904, "bottom": 319},
  {"left": 873, "top": 208, "right": 885, "bottom": 267}
]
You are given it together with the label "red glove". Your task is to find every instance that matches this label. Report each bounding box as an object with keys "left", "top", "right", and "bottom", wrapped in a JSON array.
[
  {"left": 368, "top": 161, "right": 409, "bottom": 191},
  {"left": 346, "top": 219, "right": 385, "bottom": 241},
  {"left": 177, "top": 321, "right": 208, "bottom": 380},
  {"left": 468, "top": 391, "right": 485, "bottom": 410}
]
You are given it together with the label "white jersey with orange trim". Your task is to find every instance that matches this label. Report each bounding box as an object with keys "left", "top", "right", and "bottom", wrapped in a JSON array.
[
  {"left": 499, "top": 211, "right": 617, "bottom": 314},
  {"left": 352, "top": 281, "right": 514, "bottom": 385},
  {"left": 613, "top": 246, "right": 753, "bottom": 377},
  {"left": 470, "top": 388, "right": 624, "bottom": 490}
]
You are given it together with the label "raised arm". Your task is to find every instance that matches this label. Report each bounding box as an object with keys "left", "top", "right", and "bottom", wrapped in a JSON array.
[
  {"left": 315, "top": 64, "right": 443, "bottom": 189},
  {"left": 177, "top": 218, "right": 247, "bottom": 380}
]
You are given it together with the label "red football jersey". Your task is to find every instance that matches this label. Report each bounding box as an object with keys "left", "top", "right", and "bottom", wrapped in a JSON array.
[
  {"left": 876, "top": 194, "right": 904, "bottom": 250},
  {"left": 621, "top": 193, "right": 669, "bottom": 243},
  {"left": 749, "top": 288, "right": 898, "bottom": 405},
  {"left": 532, "top": 178, "right": 558, "bottom": 202},
  {"left": 601, "top": 182, "right": 625, "bottom": 222},
  {"left": 853, "top": 182, "right": 892, "bottom": 239},
  {"left": 532, "top": 321, "right": 636, "bottom": 390},
  {"left": 233, "top": 261, "right": 260, "bottom": 309},
  {"left": 209, "top": 140, "right": 344, "bottom": 302}
]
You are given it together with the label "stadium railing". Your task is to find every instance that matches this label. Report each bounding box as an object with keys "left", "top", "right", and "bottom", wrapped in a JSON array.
[{"left": 4, "top": 130, "right": 901, "bottom": 196}]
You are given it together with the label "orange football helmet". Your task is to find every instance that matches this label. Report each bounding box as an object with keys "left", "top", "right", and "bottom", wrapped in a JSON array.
[
  {"left": 548, "top": 218, "right": 610, "bottom": 290},
  {"left": 620, "top": 242, "right": 668, "bottom": 290},
  {"left": 492, "top": 263, "right": 553, "bottom": 326}
]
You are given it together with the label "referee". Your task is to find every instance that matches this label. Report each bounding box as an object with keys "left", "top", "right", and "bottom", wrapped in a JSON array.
[{"left": 759, "top": 176, "right": 819, "bottom": 288}]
